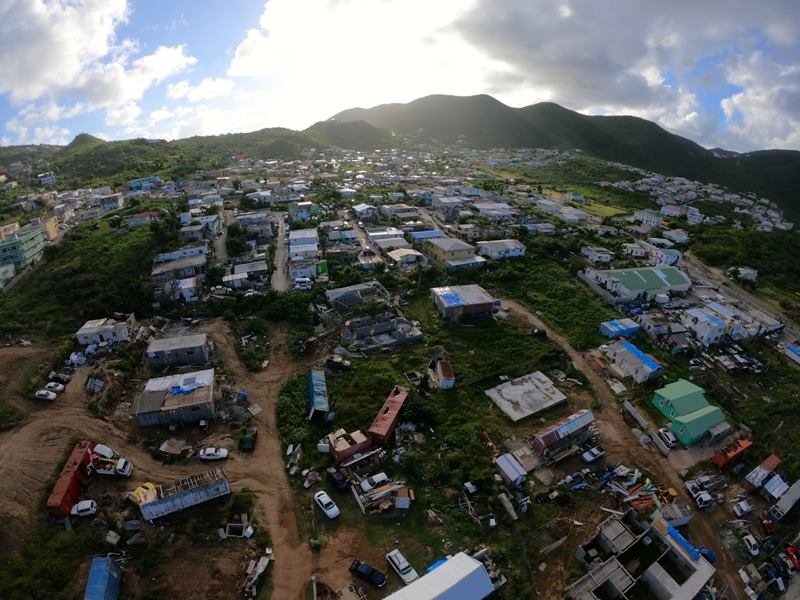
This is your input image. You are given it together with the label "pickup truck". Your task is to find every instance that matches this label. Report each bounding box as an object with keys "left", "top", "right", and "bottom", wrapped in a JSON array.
[
  {"left": 685, "top": 479, "right": 714, "bottom": 509},
  {"left": 581, "top": 446, "right": 606, "bottom": 463},
  {"left": 734, "top": 499, "right": 755, "bottom": 517}
]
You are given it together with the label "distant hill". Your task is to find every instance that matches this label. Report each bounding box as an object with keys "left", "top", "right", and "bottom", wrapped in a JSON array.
[
  {"left": 333, "top": 94, "right": 800, "bottom": 221},
  {"left": 304, "top": 120, "right": 393, "bottom": 150}
]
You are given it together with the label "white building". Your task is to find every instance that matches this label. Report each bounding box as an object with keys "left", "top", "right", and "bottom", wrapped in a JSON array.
[
  {"left": 581, "top": 246, "right": 614, "bottom": 263},
  {"left": 663, "top": 228, "right": 690, "bottom": 244},
  {"left": 634, "top": 209, "right": 662, "bottom": 229},
  {"left": 75, "top": 314, "right": 137, "bottom": 346},
  {"left": 623, "top": 243, "right": 647, "bottom": 258},
  {"left": 476, "top": 239, "right": 526, "bottom": 260},
  {"left": 604, "top": 341, "right": 663, "bottom": 383},
  {"left": 383, "top": 552, "right": 495, "bottom": 600},
  {"left": 681, "top": 309, "right": 728, "bottom": 347}
]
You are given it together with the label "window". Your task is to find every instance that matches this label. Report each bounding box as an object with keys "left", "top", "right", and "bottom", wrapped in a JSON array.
[
  {"left": 679, "top": 427, "right": 685, "bottom": 435},
  {"left": 659, "top": 400, "right": 665, "bottom": 407},
  {"left": 670, "top": 410, "right": 676, "bottom": 418}
]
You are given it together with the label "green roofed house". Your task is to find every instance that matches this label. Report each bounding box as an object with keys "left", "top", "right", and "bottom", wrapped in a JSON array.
[
  {"left": 652, "top": 380, "right": 730, "bottom": 447},
  {"left": 584, "top": 265, "right": 691, "bottom": 303}
]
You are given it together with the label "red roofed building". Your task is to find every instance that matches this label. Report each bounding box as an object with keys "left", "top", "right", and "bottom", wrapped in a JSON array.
[
  {"left": 128, "top": 211, "right": 159, "bottom": 228},
  {"left": 368, "top": 386, "right": 408, "bottom": 446}
]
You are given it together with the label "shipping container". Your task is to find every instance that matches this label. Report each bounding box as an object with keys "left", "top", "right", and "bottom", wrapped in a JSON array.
[
  {"left": 84, "top": 557, "right": 122, "bottom": 600},
  {"left": 47, "top": 440, "right": 95, "bottom": 518},
  {"left": 137, "top": 469, "right": 231, "bottom": 520}
]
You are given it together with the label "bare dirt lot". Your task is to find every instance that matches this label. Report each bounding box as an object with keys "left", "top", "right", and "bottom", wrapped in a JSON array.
[{"left": 0, "top": 320, "right": 383, "bottom": 600}]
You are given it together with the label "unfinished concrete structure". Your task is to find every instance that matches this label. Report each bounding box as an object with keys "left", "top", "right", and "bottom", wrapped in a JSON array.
[
  {"left": 567, "top": 510, "right": 715, "bottom": 600},
  {"left": 343, "top": 312, "right": 423, "bottom": 351},
  {"left": 328, "top": 429, "right": 372, "bottom": 462},
  {"left": 484, "top": 372, "right": 567, "bottom": 421},
  {"left": 325, "top": 281, "right": 390, "bottom": 310}
]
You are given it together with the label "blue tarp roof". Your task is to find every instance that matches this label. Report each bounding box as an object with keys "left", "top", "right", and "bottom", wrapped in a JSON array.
[
  {"left": 410, "top": 230, "right": 444, "bottom": 240},
  {"left": 600, "top": 319, "right": 640, "bottom": 338},
  {"left": 437, "top": 288, "right": 468, "bottom": 307},
  {"left": 786, "top": 345, "right": 800, "bottom": 357},
  {"left": 707, "top": 314, "right": 726, "bottom": 327},
  {"left": 308, "top": 369, "right": 329, "bottom": 414},
  {"left": 620, "top": 341, "right": 660, "bottom": 371}
]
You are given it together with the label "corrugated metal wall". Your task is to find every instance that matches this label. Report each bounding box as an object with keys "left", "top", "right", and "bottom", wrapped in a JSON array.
[{"left": 139, "top": 477, "right": 231, "bottom": 520}]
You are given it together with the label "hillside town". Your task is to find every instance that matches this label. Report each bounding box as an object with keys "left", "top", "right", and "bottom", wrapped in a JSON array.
[{"left": 2, "top": 138, "right": 800, "bottom": 600}]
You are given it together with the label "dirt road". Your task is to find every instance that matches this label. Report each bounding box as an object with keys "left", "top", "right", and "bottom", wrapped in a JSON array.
[{"left": 503, "top": 299, "right": 744, "bottom": 596}]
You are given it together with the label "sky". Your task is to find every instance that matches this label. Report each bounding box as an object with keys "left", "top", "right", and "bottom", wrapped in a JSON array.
[{"left": 1, "top": 0, "right": 799, "bottom": 152}]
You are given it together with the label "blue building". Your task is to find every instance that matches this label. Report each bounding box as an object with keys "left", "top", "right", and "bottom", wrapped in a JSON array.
[
  {"left": 127, "top": 176, "right": 162, "bottom": 191},
  {"left": 308, "top": 368, "right": 333, "bottom": 423},
  {"left": 84, "top": 557, "right": 122, "bottom": 600},
  {"left": 599, "top": 318, "right": 640, "bottom": 339}
]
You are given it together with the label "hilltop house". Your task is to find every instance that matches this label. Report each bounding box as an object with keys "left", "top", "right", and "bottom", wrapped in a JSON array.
[
  {"left": 145, "top": 334, "right": 211, "bottom": 367},
  {"left": 581, "top": 246, "right": 614, "bottom": 263},
  {"left": 424, "top": 238, "right": 486, "bottom": 271},
  {"left": 75, "top": 314, "right": 137, "bottom": 346},
  {"left": 652, "top": 380, "right": 730, "bottom": 446},
  {"left": 128, "top": 212, "right": 158, "bottom": 228},
  {"left": 476, "top": 239, "right": 526, "bottom": 260},
  {"left": 634, "top": 209, "right": 662, "bottom": 229}
]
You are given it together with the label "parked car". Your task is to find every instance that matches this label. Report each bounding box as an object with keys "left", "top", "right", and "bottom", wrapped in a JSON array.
[
  {"left": 360, "top": 472, "right": 389, "bottom": 492},
  {"left": 241, "top": 428, "right": 258, "bottom": 451},
  {"left": 34, "top": 390, "right": 57, "bottom": 401},
  {"left": 325, "top": 356, "right": 352, "bottom": 370},
  {"left": 773, "top": 553, "right": 795, "bottom": 579},
  {"left": 327, "top": 467, "right": 348, "bottom": 491},
  {"left": 349, "top": 559, "right": 387, "bottom": 588},
  {"left": 386, "top": 549, "right": 419, "bottom": 584},
  {"left": 764, "top": 564, "right": 786, "bottom": 594},
  {"left": 45, "top": 382, "right": 65, "bottom": 392},
  {"left": 743, "top": 534, "right": 760, "bottom": 556},
  {"left": 530, "top": 328, "right": 547, "bottom": 338},
  {"left": 199, "top": 447, "right": 229, "bottom": 461},
  {"left": 295, "top": 277, "right": 313, "bottom": 291},
  {"left": 785, "top": 545, "right": 800, "bottom": 571},
  {"left": 71, "top": 500, "right": 97, "bottom": 517},
  {"left": 760, "top": 515, "right": 777, "bottom": 534},
  {"left": 658, "top": 428, "right": 677, "bottom": 448},
  {"left": 124, "top": 482, "right": 155, "bottom": 505},
  {"left": 581, "top": 446, "right": 606, "bottom": 463},
  {"left": 314, "top": 491, "right": 340, "bottom": 519},
  {"left": 50, "top": 372, "right": 71, "bottom": 384}
]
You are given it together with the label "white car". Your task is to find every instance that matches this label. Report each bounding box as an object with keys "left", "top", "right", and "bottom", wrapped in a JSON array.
[
  {"left": 71, "top": 500, "right": 97, "bottom": 517},
  {"left": 199, "top": 447, "right": 229, "bottom": 461},
  {"left": 45, "top": 382, "right": 65, "bottom": 392},
  {"left": 361, "top": 472, "right": 389, "bottom": 492},
  {"left": 743, "top": 534, "right": 760, "bottom": 556},
  {"left": 314, "top": 491, "right": 340, "bottom": 519},
  {"left": 34, "top": 390, "right": 57, "bottom": 401},
  {"left": 658, "top": 428, "right": 678, "bottom": 448},
  {"left": 386, "top": 549, "right": 419, "bottom": 584},
  {"left": 700, "top": 295, "right": 710, "bottom": 302},
  {"left": 295, "top": 277, "right": 313, "bottom": 291}
]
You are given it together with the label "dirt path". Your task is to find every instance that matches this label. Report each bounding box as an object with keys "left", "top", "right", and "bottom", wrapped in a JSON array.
[{"left": 503, "top": 299, "right": 744, "bottom": 596}]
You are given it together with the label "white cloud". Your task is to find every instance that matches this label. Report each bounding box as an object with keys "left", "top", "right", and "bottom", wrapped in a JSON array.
[
  {"left": 105, "top": 101, "right": 141, "bottom": 126},
  {"left": 146, "top": 106, "right": 175, "bottom": 127},
  {"left": 167, "top": 78, "right": 235, "bottom": 101}
]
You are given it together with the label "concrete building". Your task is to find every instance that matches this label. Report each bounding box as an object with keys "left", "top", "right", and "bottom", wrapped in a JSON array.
[
  {"left": 424, "top": 238, "right": 486, "bottom": 271},
  {"left": 567, "top": 510, "right": 715, "bottom": 600},
  {"left": 634, "top": 209, "right": 662, "bottom": 229},
  {"left": 75, "top": 314, "right": 137, "bottom": 345},
  {"left": 0, "top": 224, "right": 47, "bottom": 269},
  {"left": 581, "top": 246, "right": 614, "bottom": 263},
  {"left": 325, "top": 281, "right": 391, "bottom": 309},
  {"left": 680, "top": 309, "right": 728, "bottom": 347},
  {"left": 132, "top": 369, "right": 216, "bottom": 427},
  {"left": 386, "top": 248, "right": 427, "bottom": 269},
  {"left": 145, "top": 334, "right": 211, "bottom": 367},
  {"left": 431, "top": 285, "right": 494, "bottom": 319},
  {"left": 652, "top": 380, "right": 730, "bottom": 447},
  {"left": 484, "top": 371, "right": 567, "bottom": 421},
  {"left": 604, "top": 341, "right": 662, "bottom": 384},
  {"left": 151, "top": 254, "right": 208, "bottom": 282},
  {"left": 476, "top": 239, "right": 526, "bottom": 260},
  {"left": 584, "top": 266, "right": 691, "bottom": 302}
]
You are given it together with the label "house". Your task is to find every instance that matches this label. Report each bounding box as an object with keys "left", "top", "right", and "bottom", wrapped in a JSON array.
[
  {"left": 0, "top": 225, "right": 47, "bottom": 269},
  {"left": 0, "top": 263, "right": 15, "bottom": 288},
  {"left": 431, "top": 285, "right": 494, "bottom": 319},
  {"left": 288, "top": 259, "right": 317, "bottom": 281},
  {"left": 742, "top": 454, "right": 782, "bottom": 493},
  {"left": 0, "top": 222, "right": 20, "bottom": 240},
  {"left": 382, "top": 203, "right": 415, "bottom": 216},
  {"left": 154, "top": 242, "right": 208, "bottom": 263},
  {"left": 476, "top": 239, "right": 526, "bottom": 260},
  {"left": 532, "top": 409, "right": 595, "bottom": 458},
  {"left": 343, "top": 313, "right": 424, "bottom": 351},
  {"left": 151, "top": 254, "right": 207, "bottom": 282},
  {"left": 288, "top": 201, "right": 316, "bottom": 222},
  {"left": 368, "top": 386, "right": 408, "bottom": 445},
  {"left": 289, "top": 243, "right": 319, "bottom": 262},
  {"left": 567, "top": 510, "right": 715, "bottom": 600},
  {"left": 99, "top": 193, "right": 124, "bottom": 212},
  {"left": 325, "top": 281, "right": 391, "bottom": 309},
  {"left": 536, "top": 199, "right": 562, "bottom": 215},
  {"left": 634, "top": 209, "right": 662, "bottom": 229},
  {"left": 424, "top": 238, "right": 486, "bottom": 271},
  {"left": 353, "top": 203, "right": 378, "bottom": 220},
  {"left": 366, "top": 226, "right": 405, "bottom": 243},
  {"left": 530, "top": 222, "right": 556, "bottom": 235},
  {"left": 233, "top": 261, "right": 270, "bottom": 277},
  {"left": 288, "top": 228, "right": 318, "bottom": 246},
  {"left": 599, "top": 318, "right": 640, "bottom": 339},
  {"left": 581, "top": 246, "right": 614, "bottom": 263},
  {"left": 128, "top": 211, "right": 158, "bottom": 228},
  {"left": 433, "top": 197, "right": 464, "bottom": 222},
  {"left": 565, "top": 191, "right": 585, "bottom": 202},
  {"left": 604, "top": 341, "right": 662, "bottom": 383},
  {"left": 127, "top": 176, "right": 162, "bottom": 190},
  {"left": 75, "top": 314, "right": 137, "bottom": 345},
  {"left": 663, "top": 228, "right": 690, "bottom": 244},
  {"left": 496, "top": 454, "right": 526, "bottom": 488},
  {"left": 638, "top": 241, "right": 683, "bottom": 265},
  {"left": 623, "top": 243, "right": 647, "bottom": 258},
  {"left": 387, "top": 248, "right": 427, "bottom": 269},
  {"left": 168, "top": 277, "right": 200, "bottom": 302},
  {"left": 584, "top": 266, "right": 691, "bottom": 302},
  {"left": 680, "top": 309, "right": 728, "bottom": 346},
  {"left": 652, "top": 380, "right": 730, "bottom": 446},
  {"left": 556, "top": 206, "right": 586, "bottom": 224},
  {"left": 222, "top": 272, "right": 248, "bottom": 289},
  {"left": 409, "top": 230, "right": 444, "bottom": 242},
  {"left": 308, "top": 368, "right": 333, "bottom": 423},
  {"left": 237, "top": 211, "right": 276, "bottom": 241},
  {"left": 37, "top": 172, "right": 56, "bottom": 186},
  {"left": 383, "top": 552, "right": 494, "bottom": 600},
  {"left": 374, "top": 237, "right": 411, "bottom": 254},
  {"left": 736, "top": 266, "right": 758, "bottom": 281},
  {"left": 594, "top": 224, "right": 619, "bottom": 236},
  {"left": 637, "top": 314, "right": 690, "bottom": 353},
  {"left": 180, "top": 225, "right": 207, "bottom": 241},
  {"left": 132, "top": 369, "right": 216, "bottom": 427},
  {"left": 660, "top": 205, "right": 684, "bottom": 218},
  {"left": 145, "top": 334, "right": 211, "bottom": 367}
]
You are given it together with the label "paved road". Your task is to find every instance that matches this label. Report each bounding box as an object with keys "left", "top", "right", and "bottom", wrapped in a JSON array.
[
  {"left": 271, "top": 211, "right": 290, "bottom": 292},
  {"left": 214, "top": 210, "right": 233, "bottom": 266}
]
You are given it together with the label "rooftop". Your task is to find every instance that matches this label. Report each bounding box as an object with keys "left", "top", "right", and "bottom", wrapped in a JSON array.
[
  {"left": 426, "top": 237, "right": 475, "bottom": 252},
  {"left": 485, "top": 371, "right": 567, "bottom": 421},
  {"left": 431, "top": 284, "right": 494, "bottom": 307},
  {"left": 146, "top": 333, "right": 208, "bottom": 353},
  {"left": 602, "top": 266, "right": 691, "bottom": 292},
  {"left": 151, "top": 254, "right": 207, "bottom": 276}
]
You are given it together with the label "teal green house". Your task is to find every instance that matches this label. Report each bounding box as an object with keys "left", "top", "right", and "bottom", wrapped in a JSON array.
[{"left": 652, "top": 380, "right": 730, "bottom": 447}]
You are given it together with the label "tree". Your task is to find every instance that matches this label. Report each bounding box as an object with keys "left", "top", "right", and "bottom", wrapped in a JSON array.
[{"left": 206, "top": 265, "right": 226, "bottom": 287}]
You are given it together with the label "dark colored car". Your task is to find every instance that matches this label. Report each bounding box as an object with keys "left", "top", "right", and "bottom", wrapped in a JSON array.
[
  {"left": 327, "top": 467, "right": 348, "bottom": 491},
  {"left": 241, "top": 427, "right": 258, "bottom": 451},
  {"left": 349, "top": 559, "right": 387, "bottom": 588},
  {"left": 530, "top": 328, "right": 547, "bottom": 338}
]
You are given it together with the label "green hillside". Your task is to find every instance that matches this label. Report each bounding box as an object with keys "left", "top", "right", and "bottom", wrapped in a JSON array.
[
  {"left": 332, "top": 94, "right": 800, "bottom": 221},
  {"left": 304, "top": 120, "right": 394, "bottom": 150}
]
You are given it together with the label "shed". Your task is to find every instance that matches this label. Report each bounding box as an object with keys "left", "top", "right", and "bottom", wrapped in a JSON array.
[
  {"left": 47, "top": 440, "right": 95, "bottom": 518},
  {"left": 532, "top": 409, "right": 595, "bottom": 456},
  {"left": 368, "top": 386, "right": 408, "bottom": 445},
  {"left": 599, "top": 319, "right": 640, "bottom": 339},
  {"left": 328, "top": 429, "right": 372, "bottom": 463},
  {"left": 84, "top": 557, "right": 122, "bottom": 600},
  {"left": 769, "top": 480, "right": 800, "bottom": 522},
  {"left": 711, "top": 438, "right": 753, "bottom": 469},
  {"left": 145, "top": 334, "right": 210, "bottom": 367},
  {"left": 308, "top": 368, "right": 333, "bottom": 423},
  {"left": 743, "top": 453, "right": 781, "bottom": 493},
  {"left": 383, "top": 552, "right": 494, "bottom": 600},
  {"left": 496, "top": 453, "right": 526, "bottom": 488}
]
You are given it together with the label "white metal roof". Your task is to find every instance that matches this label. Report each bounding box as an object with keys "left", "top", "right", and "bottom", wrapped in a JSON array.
[{"left": 384, "top": 553, "right": 494, "bottom": 600}]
